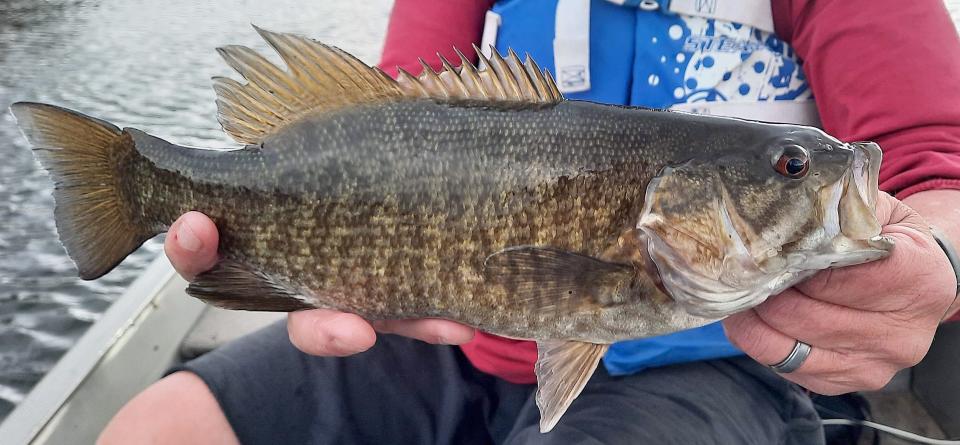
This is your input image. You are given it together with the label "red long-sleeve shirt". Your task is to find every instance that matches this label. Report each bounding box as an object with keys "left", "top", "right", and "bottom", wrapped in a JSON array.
[{"left": 377, "top": 0, "right": 960, "bottom": 383}]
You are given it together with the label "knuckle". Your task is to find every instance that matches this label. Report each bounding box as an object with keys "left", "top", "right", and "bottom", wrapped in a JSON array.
[
  {"left": 800, "top": 270, "right": 832, "bottom": 296},
  {"left": 807, "top": 382, "right": 846, "bottom": 396},
  {"left": 287, "top": 316, "right": 333, "bottom": 356},
  {"left": 872, "top": 324, "right": 933, "bottom": 368},
  {"left": 723, "top": 317, "right": 756, "bottom": 348},
  {"left": 793, "top": 372, "right": 849, "bottom": 396},
  {"left": 862, "top": 375, "right": 893, "bottom": 392},
  {"left": 857, "top": 367, "right": 895, "bottom": 392},
  {"left": 896, "top": 338, "right": 931, "bottom": 368},
  {"left": 758, "top": 297, "right": 800, "bottom": 323},
  {"left": 419, "top": 322, "right": 452, "bottom": 344},
  {"left": 727, "top": 324, "right": 775, "bottom": 361},
  {"left": 425, "top": 332, "right": 449, "bottom": 345},
  {"left": 856, "top": 323, "right": 894, "bottom": 353}
]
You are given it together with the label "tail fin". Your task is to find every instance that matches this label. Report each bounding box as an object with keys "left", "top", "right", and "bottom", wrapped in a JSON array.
[{"left": 10, "top": 102, "right": 153, "bottom": 280}]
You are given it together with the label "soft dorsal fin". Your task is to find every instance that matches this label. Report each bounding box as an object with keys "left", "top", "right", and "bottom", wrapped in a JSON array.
[{"left": 213, "top": 26, "right": 564, "bottom": 145}]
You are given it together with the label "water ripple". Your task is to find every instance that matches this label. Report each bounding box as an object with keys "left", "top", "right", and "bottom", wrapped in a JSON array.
[{"left": 0, "top": 0, "right": 390, "bottom": 421}]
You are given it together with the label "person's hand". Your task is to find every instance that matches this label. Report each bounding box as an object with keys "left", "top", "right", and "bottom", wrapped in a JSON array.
[
  {"left": 164, "top": 211, "right": 475, "bottom": 356},
  {"left": 723, "top": 192, "right": 957, "bottom": 394}
]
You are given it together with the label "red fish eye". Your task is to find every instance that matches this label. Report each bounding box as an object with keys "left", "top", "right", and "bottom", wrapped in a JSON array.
[{"left": 774, "top": 151, "right": 809, "bottom": 178}]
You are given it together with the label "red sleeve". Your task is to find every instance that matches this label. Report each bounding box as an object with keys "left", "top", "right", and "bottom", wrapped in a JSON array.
[
  {"left": 377, "top": 0, "right": 495, "bottom": 78},
  {"left": 772, "top": 0, "right": 960, "bottom": 198}
]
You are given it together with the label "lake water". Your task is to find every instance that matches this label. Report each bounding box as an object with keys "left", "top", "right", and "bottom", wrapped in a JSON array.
[{"left": 0, "top": 0, "right": 391, "bottom": 421}]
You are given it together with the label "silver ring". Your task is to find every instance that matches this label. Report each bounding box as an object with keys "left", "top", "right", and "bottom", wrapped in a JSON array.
[{"left": 770, "top": 340, "right": 811, "bottom": 373}]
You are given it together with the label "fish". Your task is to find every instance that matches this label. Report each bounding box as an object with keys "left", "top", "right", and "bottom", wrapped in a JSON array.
[{"left": 9, "top": 27, "right": 893, "bottom": 433}]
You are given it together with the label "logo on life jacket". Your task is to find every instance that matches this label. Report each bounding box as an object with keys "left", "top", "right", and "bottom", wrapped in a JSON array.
[
  {"left": 559, "top": 65, "right": 588, "bottom": 90},
  {"left": 695, "top": 0, "right": 718, "bottom": 14}
]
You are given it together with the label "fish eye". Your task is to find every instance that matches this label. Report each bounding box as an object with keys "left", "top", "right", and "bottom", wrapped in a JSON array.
[{"left": 773, "top": 145, "right": 810, "bottom": 179}]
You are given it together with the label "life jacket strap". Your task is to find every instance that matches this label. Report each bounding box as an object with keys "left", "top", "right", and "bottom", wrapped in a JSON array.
[
  {"left": 554, "top": 0, "right": 592, "bottom": 93},
  {"left": 480, "top": 10, "right": 501, "bottom": 62}
]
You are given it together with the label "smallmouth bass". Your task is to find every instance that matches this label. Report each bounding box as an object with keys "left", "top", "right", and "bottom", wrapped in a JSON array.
[{"left": 10, "top": 27, "right": 893, "bottom": 432}]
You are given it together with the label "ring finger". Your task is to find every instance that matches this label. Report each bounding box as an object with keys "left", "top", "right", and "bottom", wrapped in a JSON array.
[
  {"left": 723, "top": 309, "right": 841, "bottom": 376},
  {"left": 752, "top": 289, "right": 887, "bottom": 351}
]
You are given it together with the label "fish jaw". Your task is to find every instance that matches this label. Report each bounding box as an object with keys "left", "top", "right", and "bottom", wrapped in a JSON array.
[
  {"left": 637, "top": 141, "right": 893, "bottom": 319},
  {"left": 839, "top": 142, "right": 883, "bottom": 240},
  {"left": 787, "top": 141, "right": 893, "bottom": 269}
]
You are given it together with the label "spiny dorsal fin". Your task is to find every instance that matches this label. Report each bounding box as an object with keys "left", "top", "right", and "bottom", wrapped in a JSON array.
[
  {"left": 397, "top": 45, "right": 563, "bottom": 104},
  {"left": 213, "top": 27, "right": 564, "bottom": 145},
  {"left": 213, "top": 26, "right": 403, "bottom": 144}
]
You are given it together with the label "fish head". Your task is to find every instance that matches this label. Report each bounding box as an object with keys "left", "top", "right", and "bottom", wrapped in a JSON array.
[{"left": 637, "top": 127, "right": 893, "bottom": 318}]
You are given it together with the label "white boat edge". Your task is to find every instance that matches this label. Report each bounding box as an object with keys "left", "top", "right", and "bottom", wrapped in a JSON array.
[{"left": 0, "top": 254, "right": 204, "bottom": 445}]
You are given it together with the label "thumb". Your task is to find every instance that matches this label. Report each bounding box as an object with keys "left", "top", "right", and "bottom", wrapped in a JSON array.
[{"left": 164, "top": 211, "right": 219, "bottom": 281}]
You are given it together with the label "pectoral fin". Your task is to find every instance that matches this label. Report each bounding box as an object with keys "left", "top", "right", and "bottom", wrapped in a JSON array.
[
  {"left": 483, "top": 246, "right": 636, "bottom": 312},
  {"left": 535, "top": 340, "right": 610, "bottom": 433},
  {"left": 186, "top": 259, "right": 315, "bottom": 311}
]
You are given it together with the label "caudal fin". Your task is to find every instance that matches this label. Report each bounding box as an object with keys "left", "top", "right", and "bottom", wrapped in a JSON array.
[{"left": 10, "top": 102, "right": 153, "bottom": 280}]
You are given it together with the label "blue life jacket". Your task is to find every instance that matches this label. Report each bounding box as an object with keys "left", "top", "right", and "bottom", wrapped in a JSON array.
[{"left": 484, "top": 0, "right": 817, "bottom": 375}]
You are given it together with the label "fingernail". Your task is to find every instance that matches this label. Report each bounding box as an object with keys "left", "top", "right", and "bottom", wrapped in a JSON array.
[{"left": 177, "top": 220, "right": 203, "bottom": 252}]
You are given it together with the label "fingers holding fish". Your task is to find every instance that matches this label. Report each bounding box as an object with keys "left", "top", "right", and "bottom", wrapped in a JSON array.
[
  {"left": 163, "top": 210, "right": 475, "bottom": 355},
  {"left": 781, "top": 195, "right": 954, "bottom": 363},
  {"left": 774, "top": 347, "right": 904, "bottom": 396},
  {"left": 722, "top": 307, "right": 882, "bottom": 395},
  {"left": 794, "top": 195, "right": 947, "bottom": 312},
  {"left": 748, "top": 288, "right": 929, "bottom": 376},
  {"left": 165, "top": 212, "right": 219, "bottom": 281},
  {"left": 287, "top": 310, "right": 377, "bottom": 357},
  {"left": 723, "top": 309, "right": 813, "bottom": 373},
  {"left": 724, "top": 193, "right": 955, "bottom": 395},
  {"left": 751, "top": 288, "right": 890, "bottom": 351},
  {"left": 369, "top": 319, "right": 475, "bottom": 345},
  {"left": 722, "top": 307, "right": 838, "bottom": 379},
  {"left": 286, "top": 310, "right": 474, "bottom": 357}
]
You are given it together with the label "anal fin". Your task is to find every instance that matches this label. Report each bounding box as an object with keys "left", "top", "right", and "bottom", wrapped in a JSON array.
[
  {"left": 535, "top": 340, "right": 609, "bottom": 433},
  {"left": 186, "top": 259, "right": 314, "bottom": 311}
]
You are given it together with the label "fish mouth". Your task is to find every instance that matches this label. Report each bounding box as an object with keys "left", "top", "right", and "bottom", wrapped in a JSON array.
[
  {"left": 842, "top": 142, "right": 881, "bottom": 238},
  {"left": 815, "top": 141, "right": 892, "bottom": 268}
]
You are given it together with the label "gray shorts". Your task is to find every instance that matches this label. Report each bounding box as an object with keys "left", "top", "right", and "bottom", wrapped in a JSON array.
[{"left": 175, "top": 321, "right": 824, "bottom": 444}]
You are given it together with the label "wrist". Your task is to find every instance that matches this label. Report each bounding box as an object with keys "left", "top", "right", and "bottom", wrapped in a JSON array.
[
  {"left": 902, "top": 189, "right": 960, "bottom": 320},
  {"left": 929, "top": 225, "right": 960, "bottom": 320}
]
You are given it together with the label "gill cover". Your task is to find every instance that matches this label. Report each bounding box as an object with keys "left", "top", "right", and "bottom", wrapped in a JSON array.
[{"left": 636, "top": 161, "right": 772, "bottom": 317}]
